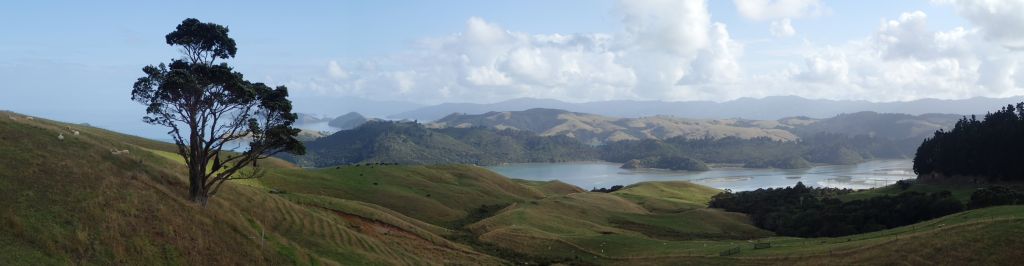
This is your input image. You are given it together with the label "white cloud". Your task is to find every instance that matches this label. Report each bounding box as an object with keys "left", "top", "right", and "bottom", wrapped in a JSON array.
[
  {"left": 327, "top": 60, "right": 348, "bottom": 79},
  {"left": 784, "top": 10, "right": 1023, "bottom": 101},
  {"left": 619, "top": 0, "right": 710, "bottom": 56},
  {"left": 290, "top": 2, "right": 1023, "bottom": 104},
  {"left": 942, "top": 0, "right": 1024, "bottom": 49},
  {"left": 770, "top": 18, "right": 796, "bottom": 37},
  {"left": 794, "top": 47, "right": 849, "bottom": 84},
  {"left": 680, "top": 23, "right": 743, "bottom": 84},
  {"left": 733, "top": 0, "right": 827, "bottom": 20},
  {"left": 297, "top": 0, "right": 740, "bottom": 103}
]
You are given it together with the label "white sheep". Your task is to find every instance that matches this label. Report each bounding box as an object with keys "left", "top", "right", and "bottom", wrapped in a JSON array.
[
  {"left": 7, "top": 115, "right": 16, "bottom": 121},
  {"left": 73, "top": 130, "right": 80, "bottom": 136},
  {"left": 25, "top": 116, "right": 33, "bottom": 120},
  {"left": 111, "top": 149, "right": 130, "bottom": 155},
  {"left": 58, "top": 133, "right": 64, "bottom": 141}
]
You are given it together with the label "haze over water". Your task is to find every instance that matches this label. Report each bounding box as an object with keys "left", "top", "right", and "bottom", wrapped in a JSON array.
[{"left": 487, "top": 160, "right": 915, "bottom": 191}]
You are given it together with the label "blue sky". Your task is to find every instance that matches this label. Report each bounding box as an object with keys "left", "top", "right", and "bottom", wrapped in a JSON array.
[{"left": 1, "top": 1, "right": 1022, "bottom": 137}]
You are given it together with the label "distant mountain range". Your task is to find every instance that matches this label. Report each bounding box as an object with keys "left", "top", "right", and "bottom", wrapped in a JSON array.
[{"left": 388, "top": 96, "right": 1021, "bottom": 121}]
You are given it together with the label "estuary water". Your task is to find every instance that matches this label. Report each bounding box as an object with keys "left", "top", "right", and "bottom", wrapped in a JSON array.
[{"left": 486, "top": 160, "right": 915, "bottom": 191}]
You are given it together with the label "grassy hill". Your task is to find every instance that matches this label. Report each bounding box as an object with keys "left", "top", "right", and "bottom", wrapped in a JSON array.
[
  {"left": 431, "top": 108, "right": 800, "bottom": 145},
  {"left": 790, "top": 111, "right": 959, "bottom": 141},
  {"left": 3, "top": 110, "right": 1023, "bottom": 265},
  {"left": 284, "top": 120, "right": 598, "bottom": 167},
  {"left": 0, "top": 111, "right": 503, "bottom": 265}
]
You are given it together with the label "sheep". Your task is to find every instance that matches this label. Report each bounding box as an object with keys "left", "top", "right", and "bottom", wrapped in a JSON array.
[
  {"left": 7, "top": 115, "right": 16, "bottom": 121},
  {"left": 73, "top": 130, "right": 80, "bottom": 136},
  {"left": 58, "top": 133, "right": 64, "bottom": 141},
  {"left": 110, "top": 149, "right": 130, "bottom": 155},
  {"left": 25, "top": 116, "right": 33, "bottom": 120}
]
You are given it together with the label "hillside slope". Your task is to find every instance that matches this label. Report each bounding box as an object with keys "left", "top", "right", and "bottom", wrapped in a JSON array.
[
  {"left": 286, "top": 121, "right": 598, "bottom": 167},
  {"left": 431, "top": 108, "right": 800, "bottom": 144},
  {"left": 3, "top": 111, "right": 1022, "bottom": 265},
  {"left": 0, "top": 111, "right": 502, "bottom": 265}
]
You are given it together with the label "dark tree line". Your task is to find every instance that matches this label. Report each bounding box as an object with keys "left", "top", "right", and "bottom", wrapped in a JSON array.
[
  {"left": 914, "top": 103, "right": 1024, "bottom": 181},
  {"left": 709, "top": 182, "right": 963, "bottom": 237},
  {"left": 590, "top": 185, "right": 625, "bottom": 193}
]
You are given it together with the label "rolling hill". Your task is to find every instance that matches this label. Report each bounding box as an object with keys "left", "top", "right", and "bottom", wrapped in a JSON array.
[
  {"left": 431, "top": 108, "right": 959, "bottom": 145},
  {"left": 0, "top": 111, "right": 503, "bottom": 265},
  {"left": 288, "top": 110, "right": 958, "bottom": 169},
  {"left": 284, "top": 120, "right": 599, "bottom": 167},
  {"left": 328, "top": 112, "right": 370, "bottom": 130},
  {"left": 3, "top": 110, "right": 1023, "bottom": 265},
  {"left": 789, "top": 111, "right": 961, "bottom": 141},
  {"left": 431, "top": 108, "right": 801, "bottom": 145}
]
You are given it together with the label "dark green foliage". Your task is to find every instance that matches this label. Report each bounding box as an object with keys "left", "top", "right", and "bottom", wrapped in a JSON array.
[
  {"left": 591, "top": 185, "right": 624, "bottom": 193},
  {"left": 165, "top": 18, "right": 237, "bottom": 64},
  {"left": 283, "top": 121, "right": 599, "bottom": 167},
  {"left": 896, "top": 179, "right": 914, "bottom": 190},
  {"left": 968, "top": 186, "right": 1024, "bottom": 209},
  {"left": 914, "top": 103, "right": 1024, "bottom": 182},
  {"left": 709, "top": 182, "right": 963, "bottom": 237},
  {"left": 132, "top": 18, "right": 304, "bottom": 203}
]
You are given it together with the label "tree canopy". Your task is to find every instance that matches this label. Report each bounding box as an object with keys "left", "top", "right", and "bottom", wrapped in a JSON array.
[{"left": 913, "top": 102, "right": 1024, "bottom": 182}]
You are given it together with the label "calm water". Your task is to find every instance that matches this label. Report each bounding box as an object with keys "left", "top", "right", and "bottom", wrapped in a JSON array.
[{"left": 486, "top": 160, "right": 915, "bottom": 191}]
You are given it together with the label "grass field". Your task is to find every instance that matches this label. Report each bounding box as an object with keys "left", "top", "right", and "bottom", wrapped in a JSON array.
[
  {"left": 0, "top": 111, "right": 503, "bottom": 265},
  {"left": 2, "top": 110, "right": 1023, "bottom": 265}
]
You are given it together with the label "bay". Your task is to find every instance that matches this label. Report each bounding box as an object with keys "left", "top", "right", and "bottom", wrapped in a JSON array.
[{"left": 486, "top": 160, "right": 915, "bottom": 191}]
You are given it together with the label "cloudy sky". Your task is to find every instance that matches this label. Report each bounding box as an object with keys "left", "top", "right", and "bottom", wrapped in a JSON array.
[{"left": 2, "top": 0, "right": 1023, "bottom": 120}]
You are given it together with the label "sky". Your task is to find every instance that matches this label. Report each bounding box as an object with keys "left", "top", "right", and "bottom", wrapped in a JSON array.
[{"left": 1, "top": 0, "right": 1023, "bottom": 135}]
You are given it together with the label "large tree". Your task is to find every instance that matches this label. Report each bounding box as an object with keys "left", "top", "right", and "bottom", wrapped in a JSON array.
[{"left": 132, "top": 18, "right": 304, "bottom": 205}]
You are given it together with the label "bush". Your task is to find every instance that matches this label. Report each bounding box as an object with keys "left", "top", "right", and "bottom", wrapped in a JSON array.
[
  {"left": 709, "top": 182, "right": 963, "bottom": 237},
  {"left": 968, "top": 186, "right": 1024, "bottom": 209},
  {"left": 591, "top": 185, "right": 624, "bottom": 193},
  {"left": 895, "top": 179, "right": 913, "bottom": 190}
]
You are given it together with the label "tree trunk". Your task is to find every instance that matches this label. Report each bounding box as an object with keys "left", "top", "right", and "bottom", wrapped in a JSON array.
[
  {"left": 188, "top": 167, "right": 209, "bottom": 206},
  {"left": 187, "top": 128, "right": 209, "bottom": 206}
]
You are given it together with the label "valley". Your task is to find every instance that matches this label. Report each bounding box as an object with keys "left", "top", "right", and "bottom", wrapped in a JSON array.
[{"left": 2, "top": 111, "right": 1022, "bottom": 265}]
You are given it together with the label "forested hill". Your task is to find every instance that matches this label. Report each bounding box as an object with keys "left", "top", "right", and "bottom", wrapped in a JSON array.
[
  {"left": 281, "top": 120, "right": 598, "bottom": 167},
  {"left": 914, "top": 103, "right": 1024, "bottom": 182}
]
